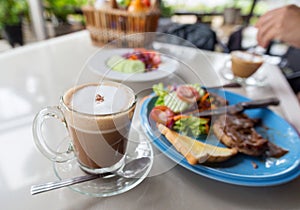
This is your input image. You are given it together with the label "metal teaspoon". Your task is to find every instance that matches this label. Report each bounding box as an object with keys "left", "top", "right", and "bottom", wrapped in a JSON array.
[{"left": 31, "top": 157, "right": 151, "bottom": 195}]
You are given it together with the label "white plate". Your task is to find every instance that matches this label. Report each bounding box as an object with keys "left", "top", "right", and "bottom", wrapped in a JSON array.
[{"left": 88, "top": 48, "right": 179, "bottom": 82}]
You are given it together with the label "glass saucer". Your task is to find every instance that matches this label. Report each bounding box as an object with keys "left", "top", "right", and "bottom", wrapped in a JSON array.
[
  {"left": 221, "top": 61, "right": 266, "bottom": 86},
  {"left": 53, "top": 135, "right": 153, "bottom": 197}
]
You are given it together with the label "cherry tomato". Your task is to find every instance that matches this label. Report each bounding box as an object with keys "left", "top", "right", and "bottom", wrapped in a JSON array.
[
  {"left": 152, "top": 54, "right": 161, "bottom": 65},
  {"left": 149, "top": 105, "right": 174, "bottom": 127},
  {"left": 176, "top": 86, "right": 200, "bottom": 103}
]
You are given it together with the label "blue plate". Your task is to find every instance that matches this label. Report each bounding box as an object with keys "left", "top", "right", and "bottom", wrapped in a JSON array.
[{"left": 140, "top": 90, "right": 300, "bottom": 186}]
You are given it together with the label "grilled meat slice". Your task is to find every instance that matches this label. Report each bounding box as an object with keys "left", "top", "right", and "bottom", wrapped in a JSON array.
[{"left": 213, "top": 113, "right": 288, "bottom": 157}]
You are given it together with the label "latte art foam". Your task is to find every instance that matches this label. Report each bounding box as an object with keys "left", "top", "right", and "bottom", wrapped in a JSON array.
[{"left": 69, "top": 83, "right": 135, "bottom": 115}]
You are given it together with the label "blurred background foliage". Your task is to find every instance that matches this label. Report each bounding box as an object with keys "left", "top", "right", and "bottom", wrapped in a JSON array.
[
  {"left": 43, "top": 0, "right": 88, "bottom": 22},
  {"left": 0, "top": 0, "right": 281, "bottom": 28},
  {"left": 0, "top": 0, "right": 29, "bottom": 29}
]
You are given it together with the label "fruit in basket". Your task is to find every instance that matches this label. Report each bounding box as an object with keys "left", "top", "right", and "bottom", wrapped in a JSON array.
[
  {"left": 116, "top": 0, "right": 131, "bottom": 8},
  {"left": 142, "top": 0, "right": 151, "bottom": 7},
  {"left": 128, "top": 0, "right": 148, "bottom": 12}
]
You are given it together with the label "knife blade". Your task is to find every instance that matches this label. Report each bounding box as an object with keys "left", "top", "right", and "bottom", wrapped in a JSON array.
[
  {"left": 205, "top": 82, "right": 242, "bottom": 89},
  {"left": 194, "top": 97, "right": 280, "bottom": 117}
]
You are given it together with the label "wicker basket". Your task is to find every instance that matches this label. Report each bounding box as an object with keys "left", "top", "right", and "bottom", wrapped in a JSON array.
[{"left": 82, "top": 5, "right": 160, "bottom": 47}]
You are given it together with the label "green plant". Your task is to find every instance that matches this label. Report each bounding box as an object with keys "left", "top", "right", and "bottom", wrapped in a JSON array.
[
  {"left": 0, "top": 0, "right": 28, "bottom": 30},
  {"left": 43, "top": 0, "right": 88, "bottom": 23},
  {"left": 160, "top": 0, "right": 173, "bottom": 17}
]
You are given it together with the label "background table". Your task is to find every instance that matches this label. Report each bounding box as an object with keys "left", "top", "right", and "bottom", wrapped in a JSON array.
[{"left": 1, "top": 30, "right": 300, "bottom": 210}]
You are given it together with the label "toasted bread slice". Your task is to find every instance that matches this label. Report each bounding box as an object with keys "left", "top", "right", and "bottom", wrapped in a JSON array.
[{"left": 157, "top": 124, "right": 238, "bottom": 165}]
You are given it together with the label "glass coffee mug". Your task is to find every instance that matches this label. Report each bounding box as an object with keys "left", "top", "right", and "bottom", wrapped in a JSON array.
[
  {"left": 230, "top": 50, "right": 264, "bottom": 78},
  {"left": 221, "top": 50, "right": 265, "bottom": 86},
  {"left": 33, "top": 81, "right": 136, "bottom": 174}
]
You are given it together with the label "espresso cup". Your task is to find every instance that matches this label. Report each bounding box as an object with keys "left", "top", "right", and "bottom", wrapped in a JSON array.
[
  {"left": 33, "top": 81, "right": 136, "bottom": 174},
  {"left": 231, "top": 51, "right": 264, "bottom": 78}
]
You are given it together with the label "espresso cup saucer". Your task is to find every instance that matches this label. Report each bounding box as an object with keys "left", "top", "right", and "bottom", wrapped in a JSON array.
[
  {"left": 221, "top": 62, "right": 266, "bottom": 87},
  {"left": 53, "top": 137, "right": 153, "bottom": 197}
]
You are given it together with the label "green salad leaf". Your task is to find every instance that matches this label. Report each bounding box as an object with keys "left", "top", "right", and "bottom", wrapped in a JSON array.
[
  {"left": 153, "top": 83, "right": 168, "bottom": 106},
  {"left": 151, "top": 83, "right": 211, "bottom": 138},
  {"left": 152, "top": 83, "right": 205, "bottom": 107},
  {"left": 173, "top": 116, "right": 209, "bottom": 137}
]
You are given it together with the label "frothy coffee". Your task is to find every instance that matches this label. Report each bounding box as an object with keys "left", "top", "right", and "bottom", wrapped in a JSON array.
[
  {"left": 61, "top": 81, "right": 136, "bottom": 172},
  {"left": 231, "top": 51, "right": 263, "bottom": 78},
  {"left": 69, "top": 84, "right": 134, "bottom": 115}
]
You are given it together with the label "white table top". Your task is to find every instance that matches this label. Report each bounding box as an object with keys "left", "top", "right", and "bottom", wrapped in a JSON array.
[{"left": 1, "top": 30, "right": 300, "bottom": 210}]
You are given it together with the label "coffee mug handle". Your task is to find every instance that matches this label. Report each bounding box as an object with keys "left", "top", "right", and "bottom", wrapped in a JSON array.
[{"left": 32, "top": 106, "right": 74, "bottom": 162}]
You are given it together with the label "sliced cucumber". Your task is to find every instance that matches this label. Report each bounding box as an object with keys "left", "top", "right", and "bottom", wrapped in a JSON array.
[
  {"left": 164, "top": 92, "right": 189, "bottom": 113},
  {"left": 187, "top": 84, "right": 205, "bottom": 97}
]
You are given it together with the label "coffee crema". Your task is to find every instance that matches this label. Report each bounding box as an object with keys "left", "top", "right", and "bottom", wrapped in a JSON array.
[{"left": 61, "top": 81, "right": 136, "bottom": 171}]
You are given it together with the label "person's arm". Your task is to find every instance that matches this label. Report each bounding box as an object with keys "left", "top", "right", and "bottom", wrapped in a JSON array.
[{"left": 255, "top": 4, "right": 300, "bottom": 48}]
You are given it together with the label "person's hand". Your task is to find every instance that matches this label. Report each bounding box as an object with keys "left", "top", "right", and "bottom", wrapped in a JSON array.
[{"left": 255, "top": 4, "right": 300, "bottom": 48}]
